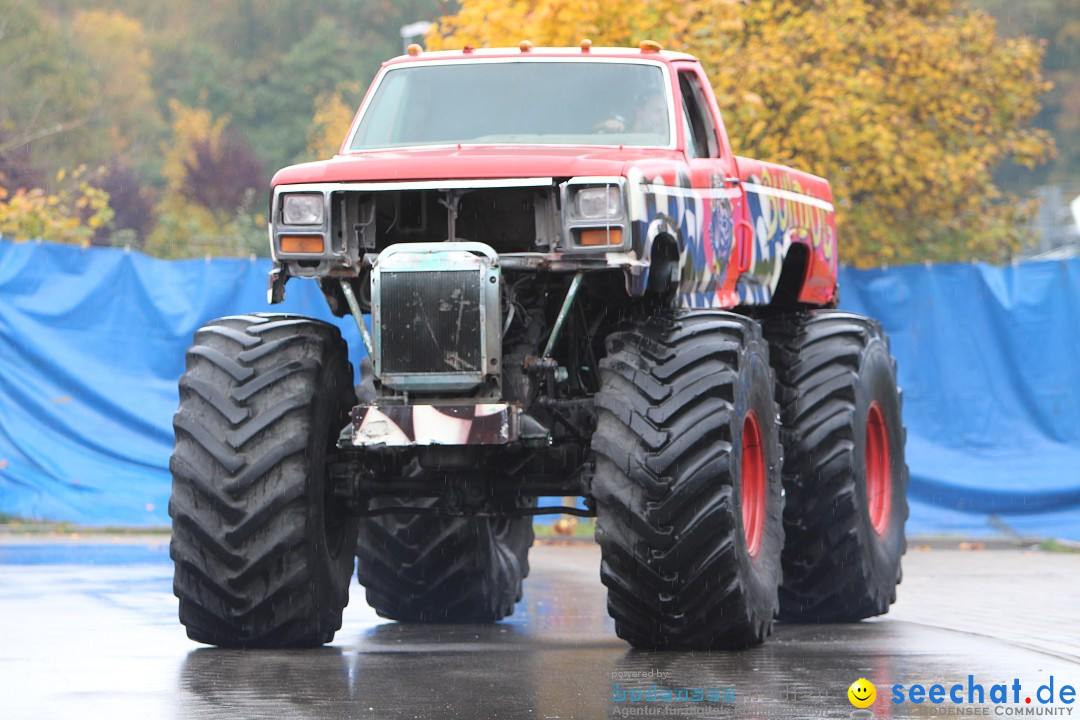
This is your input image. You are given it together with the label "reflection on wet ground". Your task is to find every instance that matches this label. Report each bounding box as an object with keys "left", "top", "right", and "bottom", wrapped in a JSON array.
[{"left": 1, "top": 541, "right": 1077, "bottom": 720}]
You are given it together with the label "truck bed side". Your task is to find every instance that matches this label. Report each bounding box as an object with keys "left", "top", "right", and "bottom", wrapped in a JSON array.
[{"left": 735, "top": 156, "right": 838, "bottom": 307}]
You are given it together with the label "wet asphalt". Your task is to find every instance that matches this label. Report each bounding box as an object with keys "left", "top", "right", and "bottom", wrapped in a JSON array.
[{"left": 0, "top": 538, "right": 1078, "bottom": 720}]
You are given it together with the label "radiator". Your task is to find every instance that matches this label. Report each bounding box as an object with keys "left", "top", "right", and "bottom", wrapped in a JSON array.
[{"left": 372, "top": 243, "right": 501, "bottom": 393}]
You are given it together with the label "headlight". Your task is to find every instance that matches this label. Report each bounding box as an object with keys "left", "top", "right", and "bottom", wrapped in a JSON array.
[
  {"left": 573, "top": 186, "right": 623, "bottom": 220},
  {"left": 281, "top": 193, "right": 324, "bottom": 225}
]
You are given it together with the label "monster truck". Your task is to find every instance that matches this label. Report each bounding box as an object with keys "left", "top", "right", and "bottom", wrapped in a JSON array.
[{"left": 169, "top": 41, "right": 907, "bottom": 649}]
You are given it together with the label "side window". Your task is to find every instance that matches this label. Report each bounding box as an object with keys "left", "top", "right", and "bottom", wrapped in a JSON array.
[
  {"left": 678, "top": 71, "right": 719, "bottom": 159},
  {"left": 682, "top": 103, "right": 699, "bottom": 159}
]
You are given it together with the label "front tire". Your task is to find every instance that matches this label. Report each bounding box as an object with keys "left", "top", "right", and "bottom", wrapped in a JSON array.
[
  {"left": 592, "top": 310, "right": 784, "bottom": 649},
  {"left": 764, "top": 310, "right": 908, "bottom": 622},
  {"left": 169, "top": 314, "right": 358, "bottom": 647}
]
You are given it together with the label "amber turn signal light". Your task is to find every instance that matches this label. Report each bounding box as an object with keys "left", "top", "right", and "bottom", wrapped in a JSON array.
[
  {"left": 279, "top": 235, "right": 325, "bottom": 254},
  {"left": 578, "top": 228, "right": 622, "bottom": 247}
]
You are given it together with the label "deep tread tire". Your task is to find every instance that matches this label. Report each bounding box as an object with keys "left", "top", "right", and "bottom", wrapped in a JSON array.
[
  {"left": 356, "top": 498, "right": 534, "bottom": 623},
  {"left": 169, "top": 313, "right": 358, "bottom": 647},
  {"left": 764, "top": 310, "right": 908, "bottom": 622},
  {"left": 592, "top": 310, "right": 784, "bottom": 649}
]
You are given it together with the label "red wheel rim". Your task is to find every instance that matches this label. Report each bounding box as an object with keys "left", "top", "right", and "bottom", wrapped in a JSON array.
[
  {"left": 741, "top": 410, "right": 765, "bottom": 557},
  {"left": 865, "top": 402, "right": 892, "bottom": 535}
]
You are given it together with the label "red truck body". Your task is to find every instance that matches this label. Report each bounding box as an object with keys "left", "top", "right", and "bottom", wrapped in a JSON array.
[{"left": 271, "top": 46, "right": 838, "bottom": 309}]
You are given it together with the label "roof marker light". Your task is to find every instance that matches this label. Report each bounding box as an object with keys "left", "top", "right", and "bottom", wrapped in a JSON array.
[
  {"left": 580, "top": 39, "right": 592, "bottom": 53},
  {"left": 463, "top": 44, "right": 474, "bottom": 54},
  {"left": 407, "top": 43, "right": 422, "bottom": 56},
  {"left": 519, "top": 40, "right": 533, "bottom": 52},
  {"left": 639, "top": 40, "right": 663, "bottom": 54}
]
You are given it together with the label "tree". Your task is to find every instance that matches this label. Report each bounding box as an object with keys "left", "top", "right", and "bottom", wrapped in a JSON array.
[
  {"left": 94, "top": 162, "right": 155, "bottom": 247},
  {"left": 305, "top": 86, "right": 361, "bottom": 160},
  {"left": 428, "top": 0, "right": 1053, "bottom": 266},
  {"left": 68, "top": 9, "right": 164, "bottom": 173},
  {"left": 183, "top": 129, "right": 264, "bottom": 215},
  {"left": 0, "top": 166, "right": 113, "bottom": 245},
  {"left": 976, "top": 0, "right": 1080, "bottom": 189},
  {"left": 145, "top": 102, "right": 265, "bottom": 258},
  {"left": 4, "top": 0, "right": 453, "bottom": 251},
  {"left": 0, "top": 130, "right": 45, "bottom": 195},
  {"left": 242, "top": 17, "right": 372, "bottom": 172},
  {"left": 0, "top": 0, "right": 100, "bottom": 189}
]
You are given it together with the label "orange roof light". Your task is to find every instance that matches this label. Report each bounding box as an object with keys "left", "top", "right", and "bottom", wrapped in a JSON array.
[
  {"left": 519, "top": 40, "right": 533, "bottom": 52},
  {"left": 580, "top": 39, "right": 592, "bottom": 53},
  {"left": 639, "top": 40, "right": 663, "bottom": 54},
  {"left": 407, "top": 43, "right": 422, "bottom": 56}
]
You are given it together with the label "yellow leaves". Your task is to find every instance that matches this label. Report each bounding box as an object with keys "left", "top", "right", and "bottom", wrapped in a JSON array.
[
  {"left": 148, "top": 101, "right": 268, "bottom": 259},
  {"left": 427, "top": 0, "right": 740, "bottom": 54},
  {"left": 161, "top": 101, "right": 230, "bottom": 197},
  {"left": 305, "top": 86, "right": 360, "bottom": 160},
  {"left": 742, "top": 92, "right": 765, "bottom": 109},
  {"left": 69, "top": 10, "right": 162, "bottom": 156},
  {"left": 0, "top": 166, "right": 113, "bottom": 245}
]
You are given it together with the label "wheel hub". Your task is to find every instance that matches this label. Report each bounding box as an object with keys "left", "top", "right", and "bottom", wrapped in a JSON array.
[
  {"left": 865, "top": 402, "right": 892, "bottom": 535},
  {"left": 741, "top": 410, "right": 766, "bottom": 557}
]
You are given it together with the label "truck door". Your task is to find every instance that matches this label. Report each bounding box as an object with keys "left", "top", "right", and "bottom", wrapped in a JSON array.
[{"left": 676, "top": 66, "right": 747, "bottom": 308}]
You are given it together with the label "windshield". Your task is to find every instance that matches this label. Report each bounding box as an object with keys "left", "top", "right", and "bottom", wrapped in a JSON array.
[{"left": 349, "top": 60, "right": 672, "bottom": 150}]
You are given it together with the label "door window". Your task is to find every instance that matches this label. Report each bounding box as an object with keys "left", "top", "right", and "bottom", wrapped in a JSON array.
[{"left": 678, "top": 71, "right": 720, "bottom": 159}]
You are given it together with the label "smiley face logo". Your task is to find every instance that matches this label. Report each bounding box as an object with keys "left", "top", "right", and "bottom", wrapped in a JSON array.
[{"left": 848, "top": 678, "right": 876, "bottom": 708}]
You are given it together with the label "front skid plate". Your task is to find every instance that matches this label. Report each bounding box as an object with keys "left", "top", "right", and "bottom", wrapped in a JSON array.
[{"left": 347, "top": 403, "right": 518, "bottom": 447}]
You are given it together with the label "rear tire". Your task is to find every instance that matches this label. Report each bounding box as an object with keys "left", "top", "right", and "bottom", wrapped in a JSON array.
[
  {"left": 592, "top": 310, "right": 784, "bottom": 649},
  {"left": 764, "top": 310, "right": 908, "bottom": 622},
  {"left": 169, "top": 314, "right": 358, "bottom": 647},
  {"left": 356, "top": 497, "right": 534, "bottom": 622}
]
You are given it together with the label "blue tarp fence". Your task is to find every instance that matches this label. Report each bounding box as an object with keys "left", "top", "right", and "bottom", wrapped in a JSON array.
[{"left": 1, "top": 238, "right": 1078, "bottom": 538}]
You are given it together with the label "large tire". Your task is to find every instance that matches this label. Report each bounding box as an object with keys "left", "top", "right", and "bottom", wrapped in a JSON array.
[
  {"left": 592, "top": 310, "right": 784, "bottom": 649},
  {"left": 169, "top": 314, "right": 358, "bottom": 647},
  {"left": 764, "top": 310, "right": 908, "bottom": 622},
  {"left": 356, "top": 497, "right": 534, "bottom": 622}
]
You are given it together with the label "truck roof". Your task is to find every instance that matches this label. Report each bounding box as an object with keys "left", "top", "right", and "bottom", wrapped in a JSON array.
[{"left": 382, "top": 45, "right": 700, "bottom": 67}]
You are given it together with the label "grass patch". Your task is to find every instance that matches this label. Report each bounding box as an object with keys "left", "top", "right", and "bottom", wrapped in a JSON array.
[
  {"left": 534, "top": 517, "right": 596, "bottom": 538},
  {"left": 0, "top": 518, "right": 170, "bottom": 535},
  {"left": 1038, "top": 538, "right": 1080, "bottom": 554}
]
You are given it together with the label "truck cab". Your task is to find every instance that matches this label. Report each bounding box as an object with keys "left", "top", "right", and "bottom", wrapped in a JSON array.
[{"left": 268, "top": 43, "right": 837, "bottom": 313}]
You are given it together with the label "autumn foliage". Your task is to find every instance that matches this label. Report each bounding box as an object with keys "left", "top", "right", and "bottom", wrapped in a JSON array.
[
  {"left": 0, "top": 0, "right": 1063, "bottom": 264},
  {"left": 0, "top": 0, "right": 444, "bottom": 257},
  {"left": 428, "top": 0, "right": 1054, "bottom": 266}
]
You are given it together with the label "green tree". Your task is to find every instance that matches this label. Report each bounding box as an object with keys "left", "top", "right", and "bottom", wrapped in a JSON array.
[
  {"left": 69, "top": 9, "right": 165, "bottom": 176},
  {"left": 0, "top": 0, "right": 100, "bottom": 189},
  {"left": 5, "top": 0, "right": 450, "bottom": 251},
  {"left": 242, "top": 17, "right": 369, "bottom": 172},
  {"left": 977, "top": 0, "right": 1080, "bottom": 189}
]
